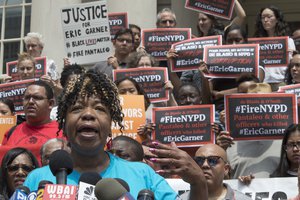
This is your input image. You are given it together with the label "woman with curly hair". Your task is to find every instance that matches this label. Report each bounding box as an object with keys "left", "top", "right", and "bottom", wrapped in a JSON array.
[
  {"left": 254, "top": 5, "right": 291, "bottom": 38},
  {"left": 254, "top": 5, "right": 295, "bottom": 91},
  {"left": 23, "top": 70, "right": 177, "bottom": 199},
  {"left": 0, "top": 147, "right": 39, "bottom": 199}
]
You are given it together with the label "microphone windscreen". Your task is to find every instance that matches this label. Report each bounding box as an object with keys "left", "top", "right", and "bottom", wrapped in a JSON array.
[
  {"left": 137, "top": 189, "right": 154, "bottom": 200},
  {"left": 114, "top": 178, "right": 130, "bottom": 192},
  {"left": 78, "top": 172, "right": 102, "bottom": 185},
  {"left": 38, "top": 180, "right": 53, "bottom": 189},
  {"left": 15, "top": 185, "right": 30, "bottom": 195},
  {"left": 94, "top": 178, "right": 127, "bottom": 200},
  {"left": 49, "top": 150, "right": 73, "bottom": 176}
]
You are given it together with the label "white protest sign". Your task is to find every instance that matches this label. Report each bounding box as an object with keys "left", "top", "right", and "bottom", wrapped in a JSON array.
[
  {"left": 61, "top": 1, "right": 113, "bottom": 65},
  {"left": 167, "top": 177, "right": 298, "bottom": 199}
]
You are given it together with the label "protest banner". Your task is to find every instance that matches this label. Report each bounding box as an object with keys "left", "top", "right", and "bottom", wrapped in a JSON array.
[
  {"left": 0, "top": 79, "right": 35, "bottom": 113},
  {"left": 185, "top": 0, "right": 235, "bottom": 20},
  {"left": 108, "top": 12, "right": 128, "bottom": 39},
  {"left": 167, "top": 177, "right": 298, "bottom": 199},
  {"left": 0, "top": 116, "right": 16, "bottom": 144},
  {"left": 225, "top": 93, "right": 297, "bottom": 140},
  {"left": 203, "top": 44, "right": 259, "bottom": 78},
  {"left": 142, "top": 28, "right": 191, "bottom": 60},
  {"left": 248, "top": 36, "right": 289, "bottom": 67},
  {"left": 6, "top": 57, "right": 47, "bottom": 81},
  {"left": 152, "top": 105, "right": 214, "bottom": 147},
  {"left": 113, "top": 67, "right": 169, "bottom": 103},
  {"left": 61, "top": 1, "right": 112, "bottom": 65},
  {"left": 111, "top": 95, "right": 146, "bottom": 143},
  {"left": 170, "top": 35, "right": 222, "bottom": 72},
  {"left": 278, "top": 84, "right": 300, "bottom": 103}
]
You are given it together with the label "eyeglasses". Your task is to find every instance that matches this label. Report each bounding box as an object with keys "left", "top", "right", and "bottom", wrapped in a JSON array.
[
  {"left": 284, "top": 142, "right": 300, "bottom": 151},
  {"left": 116, "top": 38, "right": 133, "bottom": 44},
  {"left": 160, "top": 20, "right": 175, "bottom": 24},
  {"left": 7, "top": 164, "right": 34, "bottom": 173},
  {"left": 194, "top": 156, "right": 226, "bottom": 167},
  {"left": 23, "top": 95, "right": 48, "bottom": 102}
]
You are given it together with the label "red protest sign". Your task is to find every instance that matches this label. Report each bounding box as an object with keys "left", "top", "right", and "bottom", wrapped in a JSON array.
[
  {"left": 6, "top": 57, "right": 47, "bottom": 81},
  {"left": 278, "top": 84, "right": 300, "bottom": 103},
  {"left": 152, "top": 105, "right": 215, "bottom": 147},
  {"left": 203, "top": 44, "right": 259, "bottom": 78},
  {"left": 108, "top": 12, "right": 128, "bottom": 39},
  {"left": 113, "top": 67, "right": 169, "bottom": 103},
  {"left": 0, "top": 79, "right": 35, "bottom": 113},
  {"left": 170, "top": 35, "right": 222, "bottom": 72},
  {"left": 142, "top": 28, "right": 191, "bottom": 60},
  {"left": 225, "top": 93, "right": 297, "bottom": 141},
  {"left": 248, "top": 36, "right": 289, "bottom": 67},
  {"left": 185, "top": 0, "right": 235, "bottom": 20}
]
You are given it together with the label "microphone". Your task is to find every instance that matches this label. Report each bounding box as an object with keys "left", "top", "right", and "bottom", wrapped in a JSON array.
[
  {"left": 36, "top": 180, "right": 53, "bottom": 200},
  {"left": 114, "top": 178, "right": 130, "bottom": 192},
  {"left": 9, "top": 186, "right": 30, "bottom": 200},
  {"left": 27, "top": 191, "right": 37, "bottom": 200},
  {"left": 16, "top": 185, "right": 30, "bottom": 195},
  {"left": 94, "top": 178, "right": 134, "bottom": 200},
  {"left": 77, "top": 172, "right": 102, "bottom": 200},
  {"left": 137, "top": 189, "right": 154, "bottom": 200},
  {"left": 78, "top": 172, "right": 102, "bottom": 185},
  {"left": 49, "top": 150, "right": 73, "bottom": 184},
  {"left": 43, "top": 184, "right": 77, "bottom": 200}
]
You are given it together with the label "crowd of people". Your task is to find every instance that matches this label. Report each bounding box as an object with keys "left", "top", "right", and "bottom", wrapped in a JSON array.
[{"left": 0, "top": 0, "right": 300, "bottom": 199}]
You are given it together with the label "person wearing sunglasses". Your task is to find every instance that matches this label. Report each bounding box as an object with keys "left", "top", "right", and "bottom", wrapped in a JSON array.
[
  {"left": 193, "top": 144, "right": 251, "bottom": 200},
  {"left": 2, "top": 80, "right": 64, "bottom": 146},
  {"left": 0, "top": 147, "right": 39, "bottom": 199}
]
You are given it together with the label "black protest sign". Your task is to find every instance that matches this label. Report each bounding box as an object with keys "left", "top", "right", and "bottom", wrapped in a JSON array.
[
  {"left": 142, "top": 28, "right": 191, "bottom": 60},
  {"left": 113, "top": 67, "right": 169, "bottom": 103},
  {"left": 248, "top": 36, "right": 289, "bottom": 67},
  {"left": 203, "top": 44, "right": 259, "bottom": 78},
  {"left": 225, "top": 93, "right": 297, "bottom": 140},
  {"left": 170, "top": 36, "right": 222, "bottom": 72},
  {"left": 152, "top": 105, "right": 214, "bottom": 147},
  {"left": 6, "top": 57, "right": 47, "bottom": 81},
  {"left": 278, "top": 84, "right": 300, "bottom": 103},
  {"left": 0, "top": 79, "right": 36, "bottom": 113},
  {"left": 108, "top": 12, "right": 128, "bottom": 39},
  {"left": 185, "top": 0, "right": 235, "bottom": 20}
]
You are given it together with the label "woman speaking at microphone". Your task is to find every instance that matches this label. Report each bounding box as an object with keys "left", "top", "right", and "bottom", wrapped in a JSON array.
[{"left": 23, "top": 70, "right": 180, "bottom": 199}]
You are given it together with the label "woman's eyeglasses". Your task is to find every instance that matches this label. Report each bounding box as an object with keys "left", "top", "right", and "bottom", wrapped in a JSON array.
[
  {"left": 7, "top": 164, "right": 34, "bottom": 173},
  {"left": 284, "top": 142, "right": 300, "bottom": 151}
]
